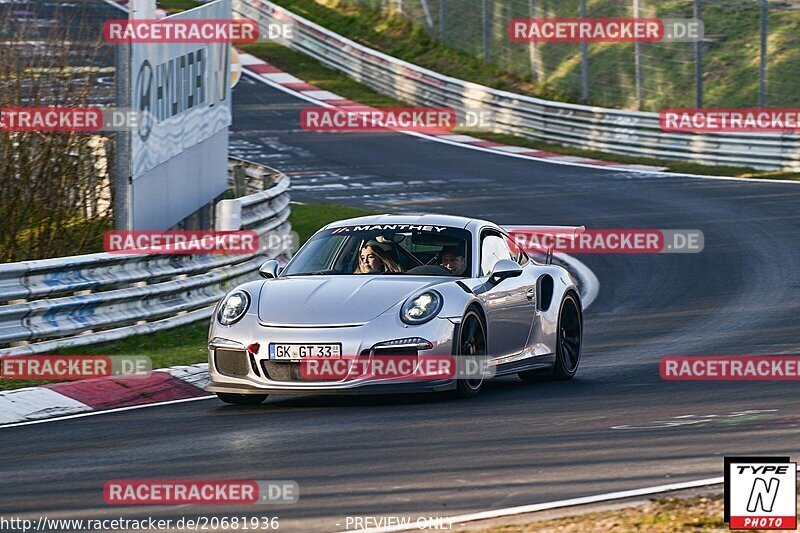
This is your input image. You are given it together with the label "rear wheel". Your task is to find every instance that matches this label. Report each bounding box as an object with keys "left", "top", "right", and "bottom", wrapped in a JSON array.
[
  {"left": 519, "top": 292, "right": 582, "bottom": 382},
  {"left": 216, "top": 392, "right": 268, "bottom": 405},
  {"left": 453, "top": 309, "right": 487, "bottom": 398}
]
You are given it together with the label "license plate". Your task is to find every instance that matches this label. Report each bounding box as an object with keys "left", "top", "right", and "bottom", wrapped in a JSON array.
[{"left": 269, "top": 343, "right": 342, "bottom": 361}]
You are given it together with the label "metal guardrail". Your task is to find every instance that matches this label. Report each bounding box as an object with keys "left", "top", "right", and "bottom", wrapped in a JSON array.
[
  {"left": 0, "top": 158, "right": 292, "bottom": 356},
  {"left": 234, "top": 0, "right": 800, "bottom": 171}
]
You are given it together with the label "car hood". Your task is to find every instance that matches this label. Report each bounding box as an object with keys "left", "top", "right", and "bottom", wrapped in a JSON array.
[{"left": 257, "top": 276, "right": 446, "bottom": 326}]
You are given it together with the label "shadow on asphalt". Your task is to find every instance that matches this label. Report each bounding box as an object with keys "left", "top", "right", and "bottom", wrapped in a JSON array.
[{"left": 209, "top": 374, "right": 589, "bottom": 411}]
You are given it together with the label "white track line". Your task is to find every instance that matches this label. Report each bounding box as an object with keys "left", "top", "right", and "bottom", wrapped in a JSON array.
[
  {"left": 337, "top": 476, "right": 725, "bottom": 533},
  {"left": 243, "top": 68, "right": 800, "bottom": 185},
  {"left": 98, "top": 0, "right": 127, "bottom": 12},
  {"left": 0, "top": 395, "right": 213, "bottom": 430}
]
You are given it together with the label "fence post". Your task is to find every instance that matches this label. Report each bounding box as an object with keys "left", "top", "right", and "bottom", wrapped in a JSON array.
[
  {"left": 482, "top": 0, "right": 491, "bottom": 61},
  {"left": 694, "top": 0, "right": 703, "bottom": 108},
  {"left": 233, "top": 165, "right": 247, "bottom": 197},
  {"left": 633, "top": 0, "right": 644, "bottom": 109},
  {"left": 579, "top": 0, "right": 589, "bottom": 102},
  {"left": 419, "top": 0, "right": 434, "bottom": 29},
  {"left": 528, "top": 0, "right": 540, "bottom": 81},
  {"left": 439, "top": 0, "right": 446, "bottom": 41},
  {"left": 758, "top": 0, "right": 768, "bottom": 107}
]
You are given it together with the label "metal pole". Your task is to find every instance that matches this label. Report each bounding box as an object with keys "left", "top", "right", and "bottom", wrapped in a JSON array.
[
  {"left": 439, "top": 0, "right": 446, "bottom": 41},
  {"left": 113, "top": 40, "right": 131, "bottom": 230},
  {"left": 633, "top": 0, "right": 644, "bottom": 109},
  {"left": 482, "top": 0, "right": 490, "bottom": 61},
  {"left": 694, "top": 0, "right": 703, "bottom": 108},
  {"left": 758, "top": 0, "right": 768, "bottom": 107},
  {"left": 419, "top": 0, "right": 434, "bottom": 29},
  {"left": 528, "top": 0, "right": 539, "bottom": 81},
  {"left": 580, "top": 0, "right": 589, "bottom": 102}
]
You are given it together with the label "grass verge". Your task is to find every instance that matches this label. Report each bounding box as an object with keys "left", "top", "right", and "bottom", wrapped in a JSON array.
[
  {"left": 466, "top": 493, "right": 799, "bottom": 532},
  {"left": 156, "top": 0, "right": 200, "bottom": 14},
  {"left": 240, "top": 43, "right": 800, "bottom": 180},
  {"left": 0, "top": 203, "right": 376, "bottom": 392},
  {"left": 267, "top": 0, "right": 800, "bottom": 111}
]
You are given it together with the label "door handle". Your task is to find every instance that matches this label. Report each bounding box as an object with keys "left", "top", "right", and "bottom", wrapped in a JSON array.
[{"left": 526, "top": 287, "right": 535, "bottom": 300}]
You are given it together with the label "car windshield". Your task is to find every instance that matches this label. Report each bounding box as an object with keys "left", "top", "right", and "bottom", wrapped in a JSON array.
[{"left": 282, "top": 224, "right": 472, "bottom": 277}]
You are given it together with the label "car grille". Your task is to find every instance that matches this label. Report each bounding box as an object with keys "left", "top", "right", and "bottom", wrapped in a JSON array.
[
  {"left": 258, "top": 352, "right": 420, "bottom": 383},
  {"left": 260, "top": 361, "right": 316, "bottom": 382},
  {"left": 214, "top": 349, "right": 250, "bottom": 377}
]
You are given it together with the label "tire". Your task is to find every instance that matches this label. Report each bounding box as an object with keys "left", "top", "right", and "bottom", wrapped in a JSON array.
[
  {"left": 216, "top": 392, "right": 268, "bottom": 405},
  {"left": 453, "top": 309, "right": 487, "bottom": 398},
  {"left": 519, "top": 292, "right": 582, "bottom": 382}
]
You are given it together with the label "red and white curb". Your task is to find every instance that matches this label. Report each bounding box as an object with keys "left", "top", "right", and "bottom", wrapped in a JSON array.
[
  {"left": 237, "top": 51, "right": 666, "bottom": 173},
  {"left": 0, "top": 363, "right": 211, "bottom": 427}
]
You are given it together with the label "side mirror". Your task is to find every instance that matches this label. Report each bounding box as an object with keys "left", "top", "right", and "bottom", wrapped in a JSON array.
[
  {"left": 489, "top": 259, "right": 523, "bottom": 285},
  {"left": 259, "top": 259, "right": 281, "bottom": 279}
]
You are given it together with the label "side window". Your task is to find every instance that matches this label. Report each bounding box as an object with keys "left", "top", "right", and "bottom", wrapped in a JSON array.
[
  {"left": 481, "top": 234, "right": 513, "bottom": 276},
  {"left": 505, "top": 234, "right": 528, "bottom": 266}
]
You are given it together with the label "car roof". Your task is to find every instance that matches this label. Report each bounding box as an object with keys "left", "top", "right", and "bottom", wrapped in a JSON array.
[{"left": 323, "top": 213, "right": 492, "bottom": 231}]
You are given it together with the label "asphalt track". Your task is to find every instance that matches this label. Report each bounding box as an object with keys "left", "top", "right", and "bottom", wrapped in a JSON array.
[{"left": 2, "top": 72, "right": 800, "bottom": 532}]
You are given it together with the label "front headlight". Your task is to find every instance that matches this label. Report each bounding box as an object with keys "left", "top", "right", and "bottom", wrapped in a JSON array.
[
  {"left": 217, "top": 290, "right": 251, "bottom": 326},
  {"left": 401, "top": 290, "right": 443, "bottom": 325}
]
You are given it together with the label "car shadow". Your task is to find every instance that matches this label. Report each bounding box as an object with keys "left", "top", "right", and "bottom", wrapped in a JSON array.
[{"left": 211, "top": 374, "right": 568, "bottom": 410}]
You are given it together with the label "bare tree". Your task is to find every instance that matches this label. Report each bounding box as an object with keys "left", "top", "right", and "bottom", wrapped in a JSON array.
[{"left": 0, "top": 2, "right": 113, "bottom": 262}]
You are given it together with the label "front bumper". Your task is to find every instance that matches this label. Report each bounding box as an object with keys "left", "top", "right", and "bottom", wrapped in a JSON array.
[{"left": 206, "top": 314, "right": 458, "bottom": 395}]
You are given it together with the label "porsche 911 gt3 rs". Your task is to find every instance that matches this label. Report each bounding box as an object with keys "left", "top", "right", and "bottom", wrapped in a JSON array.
[{"left": 206, "top": 214, "right": 583, "bottom": 403}]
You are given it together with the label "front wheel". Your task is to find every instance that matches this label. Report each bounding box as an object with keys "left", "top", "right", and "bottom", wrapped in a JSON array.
[
  {"left": 216, "top": 392, "right": 268, "bottom": 405},
  {"left": 453, "top": 309, "right": 487, "bottom": 398},
  {"left": 519, "top": 292, "right": 582, "bottom": 382}
]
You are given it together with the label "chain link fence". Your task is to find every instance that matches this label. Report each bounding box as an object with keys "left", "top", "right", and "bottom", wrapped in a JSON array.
[{"left": 348, "top": 0, "right": 800, "bottom": 111}]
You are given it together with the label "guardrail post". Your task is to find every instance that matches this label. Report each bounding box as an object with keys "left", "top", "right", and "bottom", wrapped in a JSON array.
[
  {"left": 216, "top": 199, "right": 243, "bottom": 231},
  {"left": 233, "top": 165, "right": 247, "bottom": 197}
]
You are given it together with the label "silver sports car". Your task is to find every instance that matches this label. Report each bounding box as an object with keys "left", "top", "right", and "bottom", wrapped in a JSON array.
[{"left": 206, "top": 214, "right": 582, "bottom": 404}]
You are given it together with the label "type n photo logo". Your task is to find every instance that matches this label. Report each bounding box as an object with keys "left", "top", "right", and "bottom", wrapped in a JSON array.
[{"left": 724, "top": 456, "right": 797, "bottom": 530}]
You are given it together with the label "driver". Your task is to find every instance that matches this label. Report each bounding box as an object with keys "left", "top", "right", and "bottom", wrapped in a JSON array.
[
  {"left": 440, "top": 245, "right": 467, "bottom": 276},
  {"left": 355, "top": 241, "right": 403, "bottom": 274}
]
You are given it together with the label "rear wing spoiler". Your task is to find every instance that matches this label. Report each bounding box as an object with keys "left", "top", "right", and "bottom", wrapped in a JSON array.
[{"left": 502, "top": 225, "right": 586, "bottom": 265}]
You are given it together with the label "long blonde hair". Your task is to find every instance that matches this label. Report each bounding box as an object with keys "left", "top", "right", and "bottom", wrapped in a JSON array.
[{"left": 355, "top": 244, "right": 403, "bottom": 273}]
